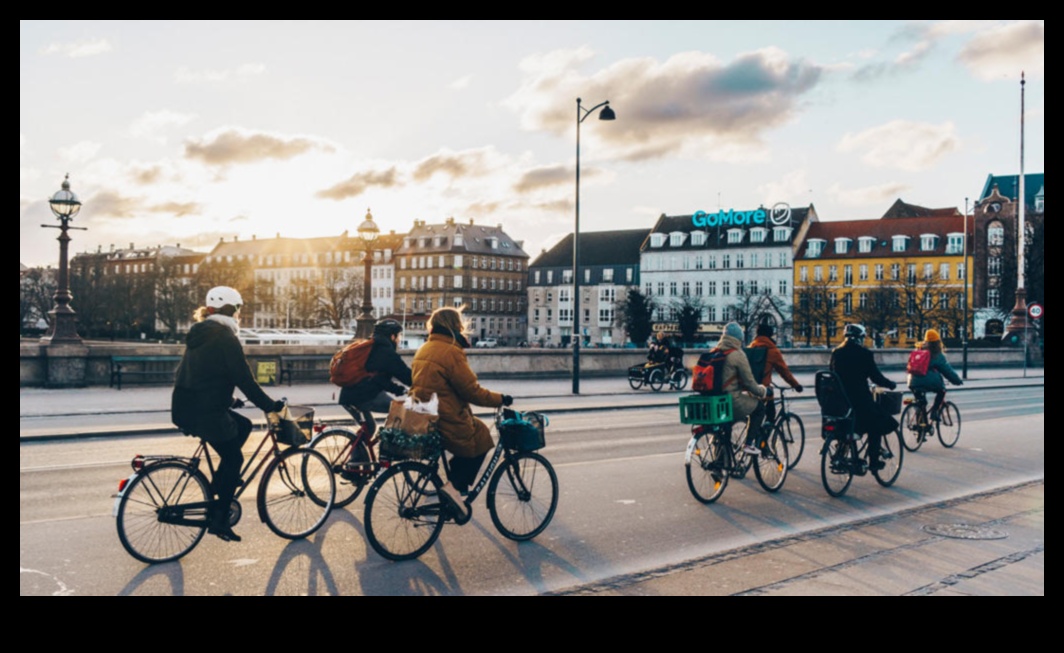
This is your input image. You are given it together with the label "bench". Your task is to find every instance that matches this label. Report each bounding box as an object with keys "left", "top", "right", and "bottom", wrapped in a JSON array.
[
  {"left": 110, "top": 356, "right": 182, "bottom": 390},
  {"left": 279, "top": 355, "right": 333, "bottom": 386}
]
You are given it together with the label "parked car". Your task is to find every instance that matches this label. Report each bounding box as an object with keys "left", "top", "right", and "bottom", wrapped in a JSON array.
[{"left": 475, "top": 338, "right": 498, "bottom": 349}]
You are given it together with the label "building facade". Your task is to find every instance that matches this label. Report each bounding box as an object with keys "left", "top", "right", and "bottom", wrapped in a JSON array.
[
  {"left": 640, "top": 205, "right": 817, "bottom": 345},
  {"left": 526, "top": 229, "right": 646, "bottom": 347}
]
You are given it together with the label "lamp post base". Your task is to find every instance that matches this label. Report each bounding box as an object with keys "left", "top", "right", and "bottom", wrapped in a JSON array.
[{"left": 42, "top": 342, "right": 89, "bottom": 389}]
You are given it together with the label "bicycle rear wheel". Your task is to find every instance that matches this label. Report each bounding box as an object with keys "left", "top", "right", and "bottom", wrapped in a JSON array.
[
  {"left": 669, "top": 370, "right": 689, "bottom": 391},
  {"left": 310, "top": 428, "right": 370, "bottom": 509},
  {"left": 648, "top": 368, "right": 666, "bottom": 392},
  {"left": 258, "top": 448, "right": 335, "bottom": 540},
  {"left": 899, "top": 404, "right": 924, "bottom": 452},
  {"left": 488, "top": 452, "right": 559, "bottom": 542},
  {"left": 821, "top": 437, "right": 854, "bottom": 498},
  {"left": 364, "top": 462, "right": 444, "bottom": 562},
  {"left": 686, "top": 430, "right": 729, "bottom": 504},
  {"left": 780, "top": 413, "right": 805, "bottom": 470},
  {"left": 937, "top": 402, "right": 962, "bottom": 449},
  {"left": 754, "top": 426, "right": 789, "bottom": 493},
  {"left": 116, "top": 462, "right": 210, "bottom": 565},
  {"left": 628, "top": 371, "right": 645, "bottom": 390},
  {"left": 874, "top": 430, "right": 904, "bottom": 488}
]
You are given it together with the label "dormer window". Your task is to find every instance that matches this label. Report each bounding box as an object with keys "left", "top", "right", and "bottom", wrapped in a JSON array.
[
  {"left": 403, "top": 238, "right": 412, "bottom": 249},
  {"left": 433, "top": 236, "right": 441, "bottom": 247},
  {"left": 488, "top": 237, "right": 499, "bottom": 250},
  {"left": 690, "top": 231, "right": 707, "bottom": 247},
  {"left": 750, "top": 228, "right": 767, "bottom": 244},
  {"left": 773, "top": 227, "right": 792, "bottom": 243},
  {"left": 454, "top": 233, "right": 464, "bottom": 247},
  {"left": 835, "top": 238, "right": 852, "bottom": 255},
  {"left": 858, "top": 237, "right": 875, "bottom": 254},
  {"left": 920, "top": 234, "right": 939, "bottom": 252},
  {"left": 1036, "top": 189, "right": 1044, "bottom": 213},
  {"left": 892, "top": 236, "right": 910, "bottom": 253},
  {"left": 806, "top": 239, "right": 826, "bottom": 259},
  {"left": 418, "top": 238, "right": 428, "bottom": 248},
  {"left": 727, "top": 229, "right": 744, "bottom": 245},
  {"left": 650, "top": 234, "right": 666, "bottom": 248},
  {"left": 670, "top": 232, "right": 687, "bottom": 247},
  {"left": 946, "top": 233, "right": 964, "bottom": 255}
]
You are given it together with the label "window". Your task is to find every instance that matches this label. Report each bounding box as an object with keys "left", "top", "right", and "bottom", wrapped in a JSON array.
[
  {"left": 585, "top": 269, "right": 591, "bottom": 284},
  {"left": 924, "top": 264, "right": 934, "bottom": 281},
  {"left": 778, "top": 252, "right": 789, "bottom": 268},
  {"left": 860, "top": 293, "right": 868, "bottom": 310},
  {"left": 534, "top": 271, "right": 541, "bottom": 284},
  {"left": 814, "top": 266, "right": 823, "bottom": 282},
  {"left": 749, "top": 253, "right": 759, "bottom": 268},
  {"left": 860, "top": 265, "right": 869, "bottom": 282},
  {"left": 800, "top": 267, "right": 808, "bottom": 283},
  {"left": 454, "top": 275, "right": 463, "bottom": 289},
  {"left": 670, "top": 282, "right": 678, "bottom": 297},
  {"left": 806, "top": 239, "right": 826, "bottom": 258},
  {"left": 988, "top": 223, "right": 1005, "bottom": 247},
  {"left": 958, "top": 263, "right": 966, "bottom": 281},
  {"left": 722, "top": 255, "right": 731, "bottom": 269},
  {"left": 682, "top": 282, "right": 690, "bottom": 297},
  {"left": 736, "top": 254, "right": 745, "bottom": 269},
  {"left": 650, "top": 234, "right": 666, "bottom": 248},
  {"left": 844, "top": 266, "right": 853, "bottom": 287},
  {"left": 835, "top": 238, "right": 852, "bottom": 254},
  {"left": 779, "top": 280, "right": 788, "bottom": 296},
  {"left": 722, "top": 281, "right": 731, "bottom": 296},
  {"left": 859, "top": 237, "right": 875, "bottom": 254},
  {"left": 774, "top": 227, "right": 791, "bottom": 242},
  {"left": 988, "top": 257, "right": 1002, "bottom": 276},
  {"left": 707, "top": 306, "right": 717, "bottom": 323},
  {"left": 562, "top": 270, "right": 572, "bottom": 284},
  {"left": 940, "top": 264, "right": 950, "bottom": 281},
  {"left": 657, "top": 283, "right": 665, "bottom": 297},
  {"left": 736, "top": 281, "right": 746, "bottom": 296},
  {"left": 940, "top": 294, "right": 950, "bottom": 311},
  {"left": 727, "top": 230, "right": 743, "bottom": 245},
  {"left": 691, "top": 231, "right": 707, "bottom": 246},
  {"left": 750, "top": 228, "right": 767, "bottom": 244},
  {"left": 891, "top": 263, "right": 900, "bottom": 281},
  {"left": 670, "top": 232, "right": 687, "bottom": 247},
  {"left": 893, "top": 236, "right": 910, "bottom": 253},
  {"left": 708, "top": 281, "right": 717, "bottom": 297},
  {"left": 829, "top": 266, "right": 838, "bottom": 283},
  {"left": 988, "top": 289, "right": 1001, "bottom": 308},
  {"left": 626, "top": 268, "right": 634, "bottom": 283},
  {"left": 602, "top": 269, "right": 614, "bottom": 283},
  {"left": 695, "top": 281, "right": 704, "bottom": 297},
  {"left": 843, "top": 294, "right": 853, "bottom": 316},
  {"left": 920, "top": 235, "right": 938, "bottom": 252},
  {"left": 708, "top": 256, "right": 718, "bottom": 270},
  {"left": 694, "top": 255, "right": 704, "bottom": 271},
  {"left": 946, "top": 233, "right": 964, "bottom": 255}
]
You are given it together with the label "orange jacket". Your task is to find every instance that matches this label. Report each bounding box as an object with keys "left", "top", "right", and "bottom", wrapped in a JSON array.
[{"left": 749, "top": 336, "right": 801, "bottom": 389}]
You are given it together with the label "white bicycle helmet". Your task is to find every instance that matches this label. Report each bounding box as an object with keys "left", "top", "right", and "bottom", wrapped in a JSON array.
[
  {"left": 206, "top": 286, "right": 243, "bottom": 311},
  {"left": 844, "top": 324, "right": 867, "bottom": 341}
]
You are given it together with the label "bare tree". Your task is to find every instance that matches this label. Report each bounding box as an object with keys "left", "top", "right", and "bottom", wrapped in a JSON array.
[
  {"left": 154, "top": 257, "right": 196, "bottom": 339},
  {"left": 316, "top": 266, "right": 363, "bottom": 330},
  {"left": 852, "top": 287, "right": 904, "bottom": 348},
  {"left": 672, "top": 295, "right": 704, "bottom": 347},
  {"left": 615, "top": 288, "right": 655, "bottom": 346},
  {"left": 793, "top": 278, "right": 842, "bottom": 347},
  {"left": 21, "top": 269, "right": 57, "bottom": 331},
  {"left": 729, "top": 287, "right": 792, "bottom": 345}
]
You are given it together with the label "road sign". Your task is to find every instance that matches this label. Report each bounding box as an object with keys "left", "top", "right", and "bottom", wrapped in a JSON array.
[{"left": 1028, "top": 303, "right": 1044, "bottom": 320}]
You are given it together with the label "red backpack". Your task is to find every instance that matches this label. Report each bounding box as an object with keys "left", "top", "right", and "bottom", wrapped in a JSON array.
[
  {"left": 329, "top": 339, "right": 375, "bottom": 387},
  {"left": 907, "top": 349, "right": 931, "bottom": 377},
  {"left": 692, "top": 349, "right": 735, "bottom": 395}
]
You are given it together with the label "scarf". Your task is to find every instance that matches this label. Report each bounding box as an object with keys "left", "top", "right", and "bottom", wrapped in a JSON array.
[
  {"left": 431, "top": 325, "right": 470, "bottom": 349},
  {"left": 208, "top": 313, "right": 240, "bottom": 336}
]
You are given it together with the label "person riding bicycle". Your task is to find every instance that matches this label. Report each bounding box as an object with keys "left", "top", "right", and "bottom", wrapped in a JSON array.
[
  {"left": 748, "top": 323, "right": 804, "bottom": 425},
  {"left": 171, "top": 286, "right": 285, "bottom": 543},
  {"left": 830, "top": 324, "right": 898, "bottom": 473},
  {"left": 648, "top": 332, "right": 670, "bottom": 366},
  {"left": 715, "top": 323, "right": 770, "bottom": 457},
  {"left": 907, "top": 329, "right": 963, "bottom": 424},
  {"left": 409, "top": 306, "right": 512, "bottom": 522}
]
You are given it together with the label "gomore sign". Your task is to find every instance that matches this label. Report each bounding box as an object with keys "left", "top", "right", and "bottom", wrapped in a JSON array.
[{"left": 691, "top": 203, "right": 792, "bottom": 229}]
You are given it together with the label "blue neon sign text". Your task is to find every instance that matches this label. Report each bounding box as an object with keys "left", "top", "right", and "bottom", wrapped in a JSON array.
[{"left": 692, "top": 209, "right": 768, "bottom": 229}]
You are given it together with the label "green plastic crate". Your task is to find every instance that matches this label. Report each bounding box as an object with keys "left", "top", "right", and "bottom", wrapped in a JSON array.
[{"left": 679, "top": 395, "right": 734, "bottom": 426}]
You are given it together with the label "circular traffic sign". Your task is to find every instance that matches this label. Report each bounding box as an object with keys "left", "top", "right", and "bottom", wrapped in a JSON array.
[{"left": 1028, "top": 303, "right": 1043, "bottom": 320}]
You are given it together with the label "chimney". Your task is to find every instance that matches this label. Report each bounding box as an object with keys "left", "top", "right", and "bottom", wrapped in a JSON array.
[
  {"left": 469, "top": 219, "right": 474, "bottom": 226},
  {"left": 129, "top": 243, "right": 134, "bottom": 250},
  {"left": 446, "top": 217, "right": 455, "bottom": 226},
  {"left": 252, "top": 235, "right": 256, "bottom": 241}
]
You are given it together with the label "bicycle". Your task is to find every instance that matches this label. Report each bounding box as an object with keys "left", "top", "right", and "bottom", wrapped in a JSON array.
[
  {"left": 628, "top": 362, "right": 668, "bottom": 392},
  {"left": 820, "top": 425, "right": 903, "bottom": 498},
  {"left": 900, "top": 391, "right": 961, "bottom": 452},
  {"left": 308, "top": 408, "right": 385, "bottom": 509},
  {"left": 751, "top": 385, "right": 806, "bottom": 470},
  {"left": 362, "top": 406, "right": 558, "bottom": 562},
  {"left": 113, "top": 402, "right": 336, "bottom": 565},
  {"left": 681, "top": 395, "right": 789, "bottom": 505}
]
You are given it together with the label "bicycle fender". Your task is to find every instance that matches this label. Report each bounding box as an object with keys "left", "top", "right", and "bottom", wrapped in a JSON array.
[
  {"left": 684, "top": 437, "right": 698, "bottom": 466},
  {"left": 311, "top": 425, "right": 360, "bottom": 444},
  {"left": 112, "top": 472, "right": 139, "bottom": 518}
]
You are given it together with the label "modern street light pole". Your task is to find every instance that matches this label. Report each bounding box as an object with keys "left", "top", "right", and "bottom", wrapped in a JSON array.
[
  {"left": 572, "top": 97, "right": 615, "bottom": 395},
  {"left": 41, "top": 174, "right": 86, "bottom": 345},
  {"left": 356, "top": 209, "right": 381, "bottom": 340}
]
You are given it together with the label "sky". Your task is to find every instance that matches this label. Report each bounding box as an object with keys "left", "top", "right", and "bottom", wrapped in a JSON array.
[{"left": 20, "top": 20, "right": 1045, "bottom": 269}]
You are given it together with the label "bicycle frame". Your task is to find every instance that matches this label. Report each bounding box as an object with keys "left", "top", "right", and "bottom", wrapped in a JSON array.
[{"left": 686, "top": 423, "right": 751, "bottom": 479}]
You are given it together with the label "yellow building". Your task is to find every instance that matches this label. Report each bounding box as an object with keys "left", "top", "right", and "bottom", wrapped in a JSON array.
[{"left": 793, "top": 213, "right": 973, "bottom": 349}]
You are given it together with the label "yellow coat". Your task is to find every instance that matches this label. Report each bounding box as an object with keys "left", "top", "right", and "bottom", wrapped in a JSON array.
[{"left": 411, "top": 333, "right": 503, "bottom": 458}]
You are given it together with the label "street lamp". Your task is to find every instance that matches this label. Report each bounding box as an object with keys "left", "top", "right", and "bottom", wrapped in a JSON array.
[
  {"left": 41, "top": 174, "right": 86, "bottom": 345},
  {"left": 356, "top": 208, "right": 380, "bottom": 339},
  {"left": 572, "top": 97, "right": 616, "bottom": 395}
]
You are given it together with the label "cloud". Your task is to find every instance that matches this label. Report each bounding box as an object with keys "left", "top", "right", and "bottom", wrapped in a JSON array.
[
  {"left": 316, "top": 168, "right": 401, "bottom": 200},
  {"left": 41, "top": 38, "right": 112, "bottom": 58},
  {"left": 450, "top": 75, "right": 473, "bottom": 90},
  {"left": 175, "top": 63, "right": 267, "bottom": 84},
  {"left": 129, "top": 110, "right": 197, "bottom": 144},
  {"left": 958, "top": 21, "right": 1044, "bottom": 81},
  {"left": 837, "top": 120, "right": 959, "bottom": 172},
  {"left": 512, "top": 164, "right": 604, "bottom": 194},
  {"left": 128, "top": 164, "right": 166, "bottom": 186},
  {"left": 184, "top": 129, "right": 334, "bottom": 166},
  {"left": 412, "top": 148, "right": 492, "bottom": 182},
  {"left": 504, "top": 47, "right": 823, "bottom": 162},
  {"left": 87, "top": 189, "right": 202, "bottom": 220},
  {"left": 829, "top": 181, "right": 910, "bottom": 207},
  {"left": 757, "top": 169, "right": 813, "bottom": 206},
  {"left": 59, "top": 141, "right": 102, "bottom": 165}
]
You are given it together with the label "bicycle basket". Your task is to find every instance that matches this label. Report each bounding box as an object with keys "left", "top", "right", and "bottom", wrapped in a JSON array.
[
  {"left": 269, "top": 406, "right": 314, "bottom": 447},
  {"left": 500, "top": 412, "right": 547, "bottom": 452},
  {"left": 874, "top": 389, "right": 903, "bottom": 416},
  {"left": 378, "top": 427, "right": 442, "bottom": 462},
  {"left": 679, "top": 395, "right": 733, "bottom": 426}
]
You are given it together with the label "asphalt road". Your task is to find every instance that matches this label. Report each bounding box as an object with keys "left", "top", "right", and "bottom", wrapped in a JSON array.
[{"left": 20, "top": 385, "right": 1044, "bottom": 596}]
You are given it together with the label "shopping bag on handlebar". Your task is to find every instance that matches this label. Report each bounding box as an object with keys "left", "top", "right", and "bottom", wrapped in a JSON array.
[
  {"left": 269, "top": 405, "right": 314, "bottom": 447},
  {"left": 500, "top": 411, "right": 547, "bottom": 452},
  {"left": 384, "top": 395, "right": 439, "bottom": 436}
]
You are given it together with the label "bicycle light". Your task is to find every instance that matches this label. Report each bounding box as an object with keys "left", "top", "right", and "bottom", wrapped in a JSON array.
[
  {"left": 117, "top": 478, "right": 129, "bottom": 493},
  {"left": 132, "top": 456, "right": 145, "bottom": 472}
]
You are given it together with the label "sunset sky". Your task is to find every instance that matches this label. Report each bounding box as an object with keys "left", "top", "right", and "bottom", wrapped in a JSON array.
[{"left": 20, "top": 20, "right": 1044, "bottom": 268}]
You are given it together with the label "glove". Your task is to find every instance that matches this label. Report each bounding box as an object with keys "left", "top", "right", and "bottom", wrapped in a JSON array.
[
  {"left": 794, "top": 385, "right": 804, "bottom": 394},
  {"left": 887, "top": 382, "right": 898, "bottom": 391},
  {"left": 271, "top": 400, "right": 286, "bottom": 414},
  {"left": 231, "top": 398, "right": 246, "bottom": 410},
  {"left": 501, "top": 395, "right": 515, "bottom": 407}
]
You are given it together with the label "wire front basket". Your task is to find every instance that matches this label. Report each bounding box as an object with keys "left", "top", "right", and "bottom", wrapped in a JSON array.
[{"left": 269, "top": 406, "right": 314, "bottom": 447}]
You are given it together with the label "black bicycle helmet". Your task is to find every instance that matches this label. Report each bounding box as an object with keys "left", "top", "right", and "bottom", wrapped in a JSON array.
[{"left": 373, "top": 319, "right": 403, "bottom": 338}]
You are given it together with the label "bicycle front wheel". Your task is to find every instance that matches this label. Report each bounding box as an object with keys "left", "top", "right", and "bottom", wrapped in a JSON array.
[
  {"left": 310, "top": 428, "right": 370, "bottom": 509},
  {"left": 780, "top": 413, "right": 806, "bottom": 470},
  {"left": 648, "top": 368, "right": 666, "bottom": 392},
  {"left": 686, "top": 431, "right": 729, "bottom": 504},
  {"left": 899, "top": 404, "right": 924, "bottom": 452},
  {"left": 937, "top": 402, "right": 962, "bottom": 449},
  {"left": 116, "top": 462, "right": 210, "bottom": 565},
  {"left": 364, "top": 462, "right": 444, "bottom": 562},
  {"left": 488, "top": 452, "right": 559, "bottom": 542},
  {"left": 669, "top": 370, "right": 689, "bottom": 392},
  {"left": 258, "top": 448, "right": 335, "bottom": 540},
  {"left": 754, "top": 426, "right": 789, "bottom": 493},
  {"left": 628, "top": 372, "right": 645, "bottom": 390},
  {"left": 874, "top": 430, "right": 904, "bottom": 488},
  {"left": 821, "top": 437, "right": 854, "bottom": 498}
]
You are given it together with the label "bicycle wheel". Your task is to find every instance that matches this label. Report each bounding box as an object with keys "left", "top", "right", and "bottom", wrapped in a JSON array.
[
  {"left": 899, "top": 404, "right": 924, "bottom": 453},
  {"left": 669, "top": 370, "right": 689, "bottom": 391},
  {"left": 780, "top": 413, "right": 806, "bottom": 470},
  {"left": 648, "top": 368, "right": 666, "bottom": 392},
  {"left": 754, "top": 426, "right": 789, "bottom": 493},
  {"left": 258, "top": 448, "right": 335, "bottom": 540},
  {"left": 937, "top": 402, "right": 962, "bottom": 449},
  {"left": 874, "top": 430, "right": 904, "bottom": 488},
  {"left": 310, "top": 428, "right": 370, "bottom": 509},
  {"left": 821, "top": 437, "right": 854, "bottom": 498},
  {"left": 116, "top": 462, "right": 210, "bottom": 565},
  {"left": 628, "top": 371, "right": 645, "bottom": 390},
  {"left": 686, "top": 430, "right": 729, "bottom": 504},
  {"left": 364, "top": 462, "right": 444, "bottom": 562},
  {"left": 488, "top": 452, "right": 559, "bottom": 542}
]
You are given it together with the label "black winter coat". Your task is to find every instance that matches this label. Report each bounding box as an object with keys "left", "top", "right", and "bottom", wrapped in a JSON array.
[
  {"left": 338, "top": 335, "right": 413, "bottom": 407},
  {"left": 171, "top": 318, "right": 274, "bottom": 442},
  {"left": 830, "top": 340, "right": 899, "bottom": 438}
]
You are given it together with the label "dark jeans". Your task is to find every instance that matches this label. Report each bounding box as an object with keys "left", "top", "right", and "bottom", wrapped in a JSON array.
[
  {"left": 448, "top": 453, "right": 487, "bottom": 494},
  {"left": 207, "top": 411, "right": 253, "bottom": 510},
  {"left": 743, "top": 401, "right": 769, "bottom": 447},
  {"left": 341, "top": 391, "right": 395, "bottom": 438}
]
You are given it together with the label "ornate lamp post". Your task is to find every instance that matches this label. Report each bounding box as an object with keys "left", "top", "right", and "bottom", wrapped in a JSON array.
[
  {"left": 41, "top": 174, "right": 86, "bottom": 345},
  {"left": 356, "top": 209, "right": 380, "bottom": 339},
  {"left": 572, "top": 97, "right": 615, "bottom": 395}
]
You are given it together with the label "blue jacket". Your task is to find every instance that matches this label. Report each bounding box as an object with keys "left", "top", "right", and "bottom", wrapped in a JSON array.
[{"left": 908, "top": 349, "right": 963, "bottom": 393}]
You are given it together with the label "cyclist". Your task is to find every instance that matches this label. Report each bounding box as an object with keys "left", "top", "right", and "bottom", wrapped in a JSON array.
[
  {"left": 908, "top": 329, "right": 963, "bottom": 423},
  {"left": 648, "top": 332, "right": 669, "bottom": 366},
  {"left": 829, "top": 324, "right": 898, "bottom": 472},
  {"left": 171, "top": 286, "right": 285, "bottom": 543},
  {"left": 748, "top": 323, "right": 804, "bottom": 425},
  {"left": 715, "top": 323, "right": 770, "bottom": 456},
  {"left": 409, "top": 306, "right": 512, "bottom": 521}
]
